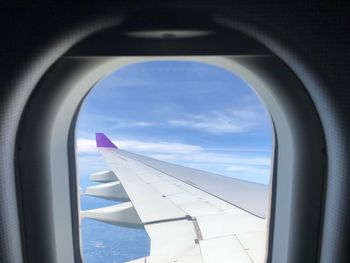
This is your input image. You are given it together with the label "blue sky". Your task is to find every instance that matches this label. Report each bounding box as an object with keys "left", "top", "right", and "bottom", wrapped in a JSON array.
[{"left": 76, "top": 60, "right": 273, "bottom": 185}]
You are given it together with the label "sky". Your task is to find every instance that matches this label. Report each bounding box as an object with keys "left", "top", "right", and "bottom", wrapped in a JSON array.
[
  {"left": 76, "top": 60, "right": 273, "bottom": 186},
  {"left": 75, "top": 60, "right": 273, "bottom": 262}
]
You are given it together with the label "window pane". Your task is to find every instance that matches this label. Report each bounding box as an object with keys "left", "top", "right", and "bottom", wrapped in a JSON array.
[{"left": 75, "top": 60, "right": 273, "bottom": 262}]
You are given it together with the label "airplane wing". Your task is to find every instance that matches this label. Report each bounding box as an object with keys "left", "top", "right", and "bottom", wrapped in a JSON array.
[{"left": 81, "top": 133, "right": 269, "bottom": 263}]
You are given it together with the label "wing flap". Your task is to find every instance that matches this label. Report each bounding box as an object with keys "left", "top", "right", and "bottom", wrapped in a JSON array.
[
  {"left": 199, "top": 236, "right": 252, "bottom": 263},
  {"left": 145, "top": 220, "right": 202, "bottom": 261}
]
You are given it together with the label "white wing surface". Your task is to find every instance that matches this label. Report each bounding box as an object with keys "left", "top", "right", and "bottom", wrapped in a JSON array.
[{"left": 81, "top": 133, "right": 269, "bottom": 263}]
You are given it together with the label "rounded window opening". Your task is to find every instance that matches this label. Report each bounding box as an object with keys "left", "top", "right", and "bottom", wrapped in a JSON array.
[{"left": 75, "top": 60, "right": 273, "bottom": 263}]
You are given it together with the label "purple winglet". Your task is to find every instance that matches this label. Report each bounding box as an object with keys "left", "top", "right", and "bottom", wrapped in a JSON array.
[{"left": 95, "top": 133, "right": 118, "bottom": 148}]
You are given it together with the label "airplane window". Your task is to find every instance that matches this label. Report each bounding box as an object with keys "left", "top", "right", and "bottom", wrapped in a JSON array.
[{"left": 75, "top": 60, "right": 273, "bottom": 262}]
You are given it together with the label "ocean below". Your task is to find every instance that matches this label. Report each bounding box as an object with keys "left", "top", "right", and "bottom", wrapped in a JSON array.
[{"left": 80, "top": 178, "right": 150, "bottom": 263}]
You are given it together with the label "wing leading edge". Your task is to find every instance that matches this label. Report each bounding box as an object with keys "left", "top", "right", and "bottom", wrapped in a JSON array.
[{"left": 81, "top": 133, "right": 269, "bottom": 263}]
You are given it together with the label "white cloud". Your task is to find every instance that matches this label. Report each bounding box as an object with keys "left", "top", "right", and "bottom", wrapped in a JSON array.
[
  {"left": 78, "top": 105, "right": 269, "bottom": 134},
  {"left": 119, "top": 121, "right": 155, "bottom": 127},
  {"left": 116, "top": 140, "right": 202, "bottom": 154},
  {"left": 168, "top": 107, "right": 267, "bottom": 134},
  {"left": 78, "top": 114, "right": 157, "bottom": 129},
  {"left": 226, "top": 164, "right": 271, "bottom": 176},
  {"left": 76, "top": 138, "right": 202, "bottom": 155},
  {"left": 76, "top": 139, "right": 99, "bottom": 154},
  {"left": 93, "top": 241, "right": 106, "bottom": 248},
  {"left": 76, "top": 138, "right": 271, "bottom": 184},
  {"left": 75, "top": 154, "right": 109, "bottom": 178},
  {"left": 225, "top": 165, "right": 271, "bottom": 184},
  {"left": 108, "top": 121, "right": 158, "bottom": 130}
]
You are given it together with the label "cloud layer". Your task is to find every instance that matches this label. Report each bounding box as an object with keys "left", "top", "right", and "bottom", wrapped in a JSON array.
[
  {"left": 76, "top": 138, "right": 271, "bottom": 184},
  {"left": 169, "top": 108, "right": 265, "bottom": 134}
]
